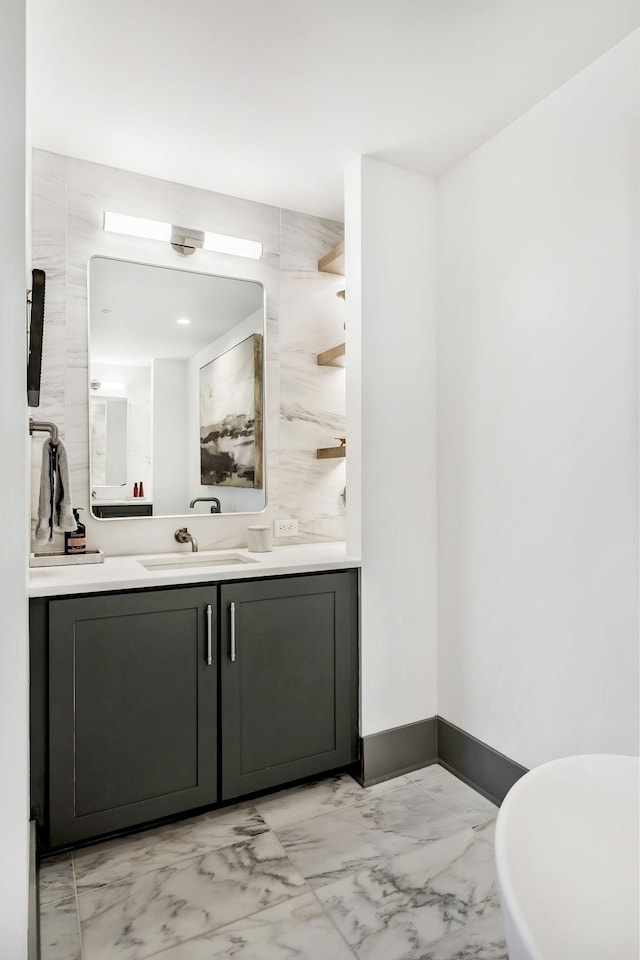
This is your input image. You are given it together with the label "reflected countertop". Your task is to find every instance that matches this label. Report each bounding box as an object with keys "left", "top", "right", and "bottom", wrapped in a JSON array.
[
  {"left": 91, "top": 498, "right": 152, "bottom": 506},
  {"left": 28, "top": 541, "right": 361, "bottom": 598}
]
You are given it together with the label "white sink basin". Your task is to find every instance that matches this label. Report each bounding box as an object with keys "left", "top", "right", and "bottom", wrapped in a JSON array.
[{"left": 139, "top": 552, "right": 258, "bottom": 571}]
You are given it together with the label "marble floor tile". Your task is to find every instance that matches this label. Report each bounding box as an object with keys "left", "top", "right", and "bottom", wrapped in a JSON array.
[
  {"left": 255, "top": 772, "right": 409, "bottom": 831},
  {"left": 416, "top": 774, "right": 498, "bottom": 829},
  {"left": 420, "top": 909, "right": 508, "bottom": 960},
  {"left": 316, "top": 827, "right": 499, "bottom": 960},
  {"left": 38, "top": 852, "right": 75, "bottom": 905},
  {"left": 78, "top": 831, "right": 308, "bottom": 960},
  {"left": 474, "top": 819, "right": 497, "bottom": 844},
  {"left": 40, "top": 896, "right": 82, "bottom": 960},
  {"left": 405, "top": 764, "right": 452, "bottom": 788},
  {"left": 277, "top": 783, "right": 466, "bottom": 888},
  {"left": 142, "top": 892, "right": 355, "bottom": 960},
  {"left": 74, "top": 802, "right": 269, "bottom": 891}
]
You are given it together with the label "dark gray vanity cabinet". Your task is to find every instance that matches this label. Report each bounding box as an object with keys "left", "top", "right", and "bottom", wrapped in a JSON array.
[
  {"left": 219, "top": 571, "right": 358, "bottom": 800},
  {"left": 30, "top": 569, "right": 359, "bottom": 850},
  {"left": 46, "top": 587, "right": 218, "bottom": 847}
]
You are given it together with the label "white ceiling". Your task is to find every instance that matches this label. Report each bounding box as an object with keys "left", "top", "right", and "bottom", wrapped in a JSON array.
[
  {"left": 90, "top": 258, "right": 263, "bottom": 366},
  {"left": 29, "top": 0, "right": 638, "bottom": 221}
]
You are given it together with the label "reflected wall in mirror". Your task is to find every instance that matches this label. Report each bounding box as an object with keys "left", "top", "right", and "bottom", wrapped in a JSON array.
[{"left": 88, "top": 257, "right": 265, "bottom": 519}]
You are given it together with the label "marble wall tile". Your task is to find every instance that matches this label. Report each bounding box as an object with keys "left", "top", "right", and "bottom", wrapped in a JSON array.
[
  {"left": 78, "top": 831, "right": 308, "bottom": 960},
  {"left": 277, "top": 783, "right": 467, "bottom": 888},
  {"left": 40, "top": 896, "right": 82, "bottom": 960},
  {"left": 31, "top": 150, "right": 67, "bottom": 319},
  {"left": 316, "top": 828, "right": 500, "bottom": 960},
  {"left": 31, "top": 150, "right": 345, "bottom": 554},
  {"left": 280, "top": 209, "right": 344, "bottom": 273},
  {"left": 141, "top": 892, "right": 355, "bottom": 960},
  {"left": 277, "top": 450, "right": 346, "bottom": 542},
  {"left": 278, "top": 208, "right": 345, "bottom": 542}
]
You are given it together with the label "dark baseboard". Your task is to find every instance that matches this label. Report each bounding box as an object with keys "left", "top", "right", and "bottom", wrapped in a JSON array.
[
  {"left": 437, "top": 718, "right": 528, "bottom": 805},
  {"left": 359, "top": 716, "right": 527, "bottom": 803},
  {"left": 359, "top": 717, "right": 437, "bottom": 786}
]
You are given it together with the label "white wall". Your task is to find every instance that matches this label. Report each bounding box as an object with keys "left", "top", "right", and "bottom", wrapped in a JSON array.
[
  {"left": 90, "top": 361, "right": 152, "bottom": 497},
  {"left": 437, "top": 33, "right": 639, "bottom": 768},
  {"left": 152, "top": 359, "right": 188, "bottom": 514},
  {"left": 0, "top": 0, "right": 29, "bottom": 954},
  {"left": 346, "top": 157, "right": 438, "bottom": 736}
]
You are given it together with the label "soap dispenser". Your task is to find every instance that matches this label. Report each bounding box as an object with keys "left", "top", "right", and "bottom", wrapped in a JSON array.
[{"left": 64, "top": 508, "right": 86, "bottom": 555}]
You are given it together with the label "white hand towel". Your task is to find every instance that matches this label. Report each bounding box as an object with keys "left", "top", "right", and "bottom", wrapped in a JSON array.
[{"left": 35, "top": 438, "right": 76, "bottom": 545}]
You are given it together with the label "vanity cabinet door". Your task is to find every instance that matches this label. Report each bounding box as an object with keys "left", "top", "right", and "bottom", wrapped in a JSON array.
[
  {"left": 48, "top": 586, "right": 217, "bottom": 847},
  {"left": 220, "top": 571, "right": 358, "bottom": 801}
]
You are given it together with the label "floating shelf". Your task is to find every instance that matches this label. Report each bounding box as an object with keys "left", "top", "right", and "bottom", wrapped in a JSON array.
[
  {"left": 317, "top": 342, "right": 346, "bottom": 367},
  {"left": 318, "top": 241, "right": 345, "bottom": 276},
  {"left": 316, "top": 445, "right": 346, "bottom": 460}
]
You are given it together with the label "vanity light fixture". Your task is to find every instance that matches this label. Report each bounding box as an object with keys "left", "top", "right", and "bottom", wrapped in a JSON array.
[{"left": 103, "top": 211, "right": 262, "bottom": 260}]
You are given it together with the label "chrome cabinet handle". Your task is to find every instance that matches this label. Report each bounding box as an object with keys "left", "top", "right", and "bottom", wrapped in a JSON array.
[
  {"left": 206, "top": 604, "right": 213, "bottom": 666},
  {"left": 230, "top": 602, "right": 237, "bottom": 662}
]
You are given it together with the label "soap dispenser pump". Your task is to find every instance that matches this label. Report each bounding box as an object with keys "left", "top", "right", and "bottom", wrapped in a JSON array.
[{"left": 64, "top": 508, "right": 86, "bottom": 555}]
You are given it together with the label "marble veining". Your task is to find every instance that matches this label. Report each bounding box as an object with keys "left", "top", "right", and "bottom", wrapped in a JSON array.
[
  {"left": 316, "top": 827, "right": 500, "bottom": 960},
  {"left": 277, "top": 783, "right": 469, "bottom": 888},
  {"left": 40, "top": 896, "right": 82, "bottom": 960},
  {"left": 256, "top": 771, "right": 410, "bottom": 831},
  {"left": 78, "top": 831, "right": 308, "bottom": 960},
  {"left": 39, "top": 765, "right": 508, "bottom": 960},
  {"left": 414, "top": 772, "right": 498, "bottom": 829},
  {"left": 141, "top": 893, "right": 356, "bottom": 960},
  {"left": 74, "top": 803, "right": 269, "bottom": 891},
  {"left": 38, "top": 852, "right": 76, "bottom": 905},
  {"left": 420, "top": 908, "right": 508, "bottom": 960}
]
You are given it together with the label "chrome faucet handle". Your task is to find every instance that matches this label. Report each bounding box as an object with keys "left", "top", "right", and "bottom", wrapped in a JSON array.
[{"left": 174, "top": 527, "right": 198, "bottom": 552}]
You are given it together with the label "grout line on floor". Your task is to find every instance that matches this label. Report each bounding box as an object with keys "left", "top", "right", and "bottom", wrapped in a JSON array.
[
  {"left": 72, "top": 818, "right": 272, "bottom": 900},
  {"left": 255, "top": 771, "right": 422, "bottom": 832},
  {"left": 70, "top": 851, "right": 85, "bottom": 960}
]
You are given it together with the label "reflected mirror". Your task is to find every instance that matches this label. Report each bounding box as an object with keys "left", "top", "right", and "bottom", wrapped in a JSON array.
[{"left": 88, "top": 257, "right": 265, "bottom": 519}]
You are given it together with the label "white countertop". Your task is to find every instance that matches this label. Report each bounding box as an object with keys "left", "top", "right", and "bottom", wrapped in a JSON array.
[{"left": 28, "top": 542, "right": 360, "bottom": 598}]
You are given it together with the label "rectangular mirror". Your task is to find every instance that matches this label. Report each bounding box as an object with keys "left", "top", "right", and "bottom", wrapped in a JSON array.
[{"left": 88, "top": 256, "right": 265, "bottom": 519}]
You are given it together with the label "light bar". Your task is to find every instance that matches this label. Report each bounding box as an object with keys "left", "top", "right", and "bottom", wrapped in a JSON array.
[
  {"left": 203, "top": 231, "right": 263, "bottom": 260},
  {"left": 103, "top": 212, "right": 171, "bottom": 243},
  {"left": 103, "top": 211, "right": 263, "bottom": 260}
]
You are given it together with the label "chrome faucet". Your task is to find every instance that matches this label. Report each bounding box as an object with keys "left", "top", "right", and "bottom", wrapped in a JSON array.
[
  {"left": 189, "top": 497, "right": 221, "bottom": 514},
  {"left": 175, "top": 527, "right": 198, "bottom": 552}
]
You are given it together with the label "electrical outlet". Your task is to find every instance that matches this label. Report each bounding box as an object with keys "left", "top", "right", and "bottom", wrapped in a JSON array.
[{"left": 274, "top": 518, "right": 298, "bottom": 537}]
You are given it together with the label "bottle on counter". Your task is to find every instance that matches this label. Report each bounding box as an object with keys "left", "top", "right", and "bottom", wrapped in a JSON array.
[
  {"left": 64, "top": 508, "right": 86, "bottom": 555},
  {"left": 133, "top": 482, "right": 139, "bottom": 497},
  {"left": 139, "top": 480, "right": 145, "bottom": 498}
]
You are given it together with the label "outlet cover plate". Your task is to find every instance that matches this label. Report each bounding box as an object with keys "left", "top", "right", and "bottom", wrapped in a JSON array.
[{"left": 274, "top": 518, "right": 298, "bottom": 537}]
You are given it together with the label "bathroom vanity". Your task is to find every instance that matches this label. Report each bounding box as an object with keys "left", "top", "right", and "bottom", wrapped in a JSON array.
[{"left": 29, "top": 544, "right": 359, "bottom": 851}]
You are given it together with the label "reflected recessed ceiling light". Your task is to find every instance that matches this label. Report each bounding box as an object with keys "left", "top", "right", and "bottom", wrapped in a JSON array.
[
  {"left": 103, "top": 211, "right": 262, "bottom": 260},
  {"left": 176, "top": 317, "right": 191, "bottom": 325}
]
